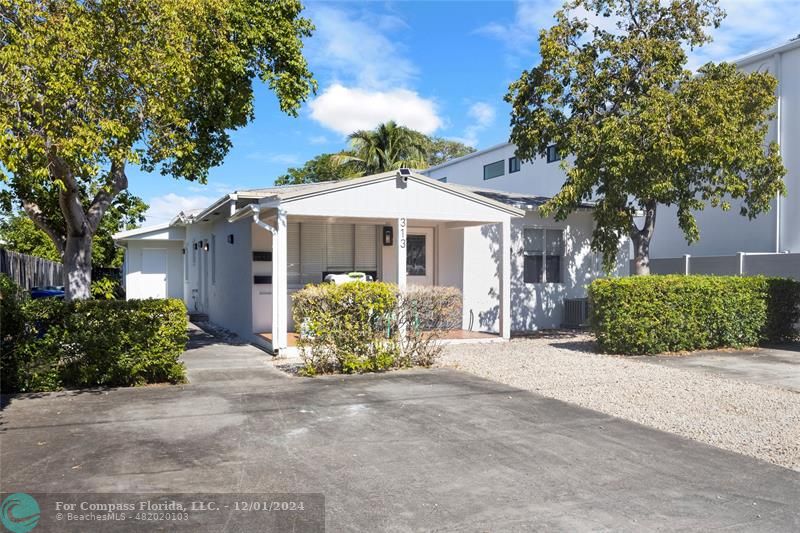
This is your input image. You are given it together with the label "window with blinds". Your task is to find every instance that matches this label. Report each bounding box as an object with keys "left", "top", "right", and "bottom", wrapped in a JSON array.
[
  {"left": 285, "top": 222, "right": 378, "bottom": 285},
  {"left": 523, "top": 228, "right": 564, "bottom": 284}
]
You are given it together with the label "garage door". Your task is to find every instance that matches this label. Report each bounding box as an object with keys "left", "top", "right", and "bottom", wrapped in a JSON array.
[{"left": 141, "top": 248, "right": 167, "bottom": 298}]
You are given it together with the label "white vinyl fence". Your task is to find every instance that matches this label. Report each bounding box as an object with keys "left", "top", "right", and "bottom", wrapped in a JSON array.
[{"left": 634, "top": 252, "right": 800, "bottom": 279}]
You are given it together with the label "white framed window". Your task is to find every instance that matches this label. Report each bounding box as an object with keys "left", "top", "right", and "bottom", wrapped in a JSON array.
[
  {"left": 483, "top": 160, "right": 504, "bottom": 180},
  {"left": 523, "top": 228, "right": 564, "bottom": 284}
]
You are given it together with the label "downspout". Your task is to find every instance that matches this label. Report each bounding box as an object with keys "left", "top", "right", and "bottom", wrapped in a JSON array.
[{"left": 774, "top": 51, "right": 783, "bottom": 253}]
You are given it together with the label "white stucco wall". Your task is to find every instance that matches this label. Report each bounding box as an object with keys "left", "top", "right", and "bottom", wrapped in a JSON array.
[
  {"left": 185, "top": 218, "right": 253, "bottom": 339},
  {"left": 462, "top": 210, "right": 626, "bottom": 332}
]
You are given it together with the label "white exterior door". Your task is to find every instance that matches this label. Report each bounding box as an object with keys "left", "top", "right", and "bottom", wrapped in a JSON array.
[
  {"left": 141, "top": 248, "right": 167, "bottom": 298},
  {"left": 407, "top": 228, "right": 434, "bottom": 286}
]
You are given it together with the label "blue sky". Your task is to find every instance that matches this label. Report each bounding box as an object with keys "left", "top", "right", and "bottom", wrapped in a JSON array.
[{"left": 137, "top": 0, "right": 800, "bottom": 224}]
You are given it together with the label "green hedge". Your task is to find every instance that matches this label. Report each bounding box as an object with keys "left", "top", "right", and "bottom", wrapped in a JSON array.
[
  {"left": 589, "top": 275, "right": 800, "bottom": 355},
  {"left": 1, "top": 277, "right": 188, "bottom": 392}
]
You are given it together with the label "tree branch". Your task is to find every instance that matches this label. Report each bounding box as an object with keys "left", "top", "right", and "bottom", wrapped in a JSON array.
[
  {"left": 21, "top": 199, "right": 66, "bottom": 256},
  {"left": 87, "top": 160, "right": 127, "bottom": 233}
]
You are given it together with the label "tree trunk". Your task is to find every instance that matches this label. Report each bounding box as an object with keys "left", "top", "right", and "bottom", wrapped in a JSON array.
[
  {"left": 630, "top": 200, "right": 657, "bottom": 276},
  {"left": 64, "top": 232, "right": 93, "bottom": 300},
  {"left": 42, "top": 154, "right": 128, "bottom": 300}
]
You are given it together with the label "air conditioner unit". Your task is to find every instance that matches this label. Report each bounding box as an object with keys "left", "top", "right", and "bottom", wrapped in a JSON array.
[{"left": 562, "top": 298, "right": 590, "bottom": 328}]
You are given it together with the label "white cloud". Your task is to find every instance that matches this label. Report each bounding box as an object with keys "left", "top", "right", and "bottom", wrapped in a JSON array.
[
  {"left": 479, "top": 0, "right": 800, "bottom": 71},
  {"left": 453, "top": 102, "right": 497, "bottom": 147},
  {"left": 688, "top": 0, "right": 800, "bottom": 69},
  {"left": 245, "top": 152, "right": 300, "bottom": 165},
  {"left": 303, "top": 5, "right": 443, "bottom": 136},
  {"left": 475, "top": 1, "right": 560, "bottom": 53},
  {"left": 309, "top": 84, "right": 442, "bottom": 135},
  {"left": 309, "top": 135, "right": 329, "bottom": 145},
  {"left": 144, "top": 193, "right": 215, "bottom": 225},
  {"left": 469, "top": 102, "right": 496, "bottom": 128},
  {"left": 305, "top": 5, "right": 416, "bottom": 89}
]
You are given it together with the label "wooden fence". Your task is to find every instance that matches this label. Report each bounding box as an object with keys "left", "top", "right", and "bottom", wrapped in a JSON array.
[{"left": 0, "top": 248, "right": 64, "bottom": 289}]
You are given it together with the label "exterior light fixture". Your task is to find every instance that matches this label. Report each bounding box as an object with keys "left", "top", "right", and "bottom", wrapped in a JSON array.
[
  {"left": 382, "top": 226, "right": 393, "bottom": 246},
  {"left": 203, "top": 241, "right": 209, "bottom": 251}
]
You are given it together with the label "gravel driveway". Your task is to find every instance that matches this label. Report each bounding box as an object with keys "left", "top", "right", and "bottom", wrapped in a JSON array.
[{"left": 439, "top": 334, "right": 800, "bottom": 471}]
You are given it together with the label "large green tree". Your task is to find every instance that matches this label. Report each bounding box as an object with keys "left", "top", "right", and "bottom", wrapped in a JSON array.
[
  {"left": 0, "top": 192, "right": 147, "bottom": 267},
  {"left": 507, "top": 0, "right": 785, "bottom": 274},
  {"left": 0, "top": 0, "right": 315, "bottom": 299}
]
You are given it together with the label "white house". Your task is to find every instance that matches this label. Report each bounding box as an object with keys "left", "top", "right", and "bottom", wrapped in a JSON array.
[
  {"left": 114, "top": 171, "right": 626, "bottom": 354},
  {"left": 425, "top": 38, "right": 800, "bottom": 259}
]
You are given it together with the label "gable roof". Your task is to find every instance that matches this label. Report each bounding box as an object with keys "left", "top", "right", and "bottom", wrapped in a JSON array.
[{"left": 232, "top": 170, "right": 525, "bottom": 218}]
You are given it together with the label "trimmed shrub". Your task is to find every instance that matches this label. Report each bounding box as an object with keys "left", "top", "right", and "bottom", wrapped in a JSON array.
[
  {"left": 293, "top": 282, "right": 398, "bottom": 375},
  {"left": 292, "top": 282, "right": 463, "bottom": 375},
  {"left": 589, "top": 275, "right": 800, "bottom": 355},
  {"left": 1, "top": 290, "right": 188, "bottom": 392}
]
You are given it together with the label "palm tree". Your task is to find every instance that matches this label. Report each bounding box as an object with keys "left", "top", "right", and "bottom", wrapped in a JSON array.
[{"left": 333, "top": 121, "right": 429, "bottom": 175}]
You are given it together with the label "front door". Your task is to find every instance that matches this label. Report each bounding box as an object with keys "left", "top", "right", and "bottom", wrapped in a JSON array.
[{"left": 406, "top": 228, "right": 434, "bottom": 286}]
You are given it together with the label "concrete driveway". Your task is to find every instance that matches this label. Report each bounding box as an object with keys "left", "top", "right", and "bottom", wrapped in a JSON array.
[
  {"left": 639, "top": 346, "right": 800, "bottom": 392},
  {"left": 2, "top": 327, "right": 799, "bottom": 531}
]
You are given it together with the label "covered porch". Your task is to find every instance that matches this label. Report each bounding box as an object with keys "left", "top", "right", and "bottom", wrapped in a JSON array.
[{"left": 228, "top": 171, "right": 523, "bottom": 355}]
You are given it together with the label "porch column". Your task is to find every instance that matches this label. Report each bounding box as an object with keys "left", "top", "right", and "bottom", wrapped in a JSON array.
[
  {"left": 272, "top": 209, "right": 289, "bottom": 352},
  {"left": 395, "top": 217, "right": 407, "bottom": 289},
  {"left": 499, "top": 217, "right": 511, "bottom": 340}
]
